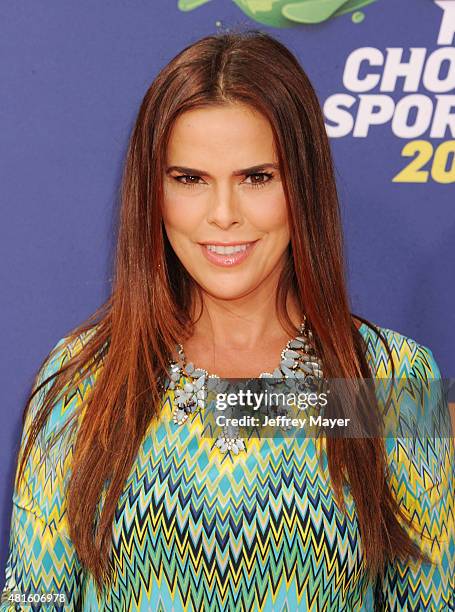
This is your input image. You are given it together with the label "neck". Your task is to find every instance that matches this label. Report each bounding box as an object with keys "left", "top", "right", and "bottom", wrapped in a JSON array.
[{"left": 188, "top": 286, "right": 303, "bottom": 352}]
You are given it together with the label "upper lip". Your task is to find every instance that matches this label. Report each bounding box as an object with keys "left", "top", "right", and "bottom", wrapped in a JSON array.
[{"left": 198, "top": 240, "right": 258, "bottom": 246}]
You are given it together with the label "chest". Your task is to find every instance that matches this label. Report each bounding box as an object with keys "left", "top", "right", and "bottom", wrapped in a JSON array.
[
  {"left": 100, "top": 392, "right": 369, "bottom": 611},
  {"left": 178, "top": 336, "right": 301, "bottom": 378}
]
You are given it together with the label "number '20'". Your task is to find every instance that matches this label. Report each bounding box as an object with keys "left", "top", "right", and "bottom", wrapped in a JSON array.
[{"left": 393, "top": 140, "right": 455, "bottom": 184}]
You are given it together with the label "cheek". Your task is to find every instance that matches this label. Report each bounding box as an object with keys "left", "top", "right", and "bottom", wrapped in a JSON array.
[
  {"left": 246, "top": 193, "right": 289, "bottom": 234},
  {"left": 162, "top": 195, "right": 205, "bottom": 237}
]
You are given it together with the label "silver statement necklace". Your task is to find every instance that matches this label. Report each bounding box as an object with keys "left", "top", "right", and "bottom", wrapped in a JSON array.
[{"left": 166, "top": 315, "right": 325, "bottom": 457}]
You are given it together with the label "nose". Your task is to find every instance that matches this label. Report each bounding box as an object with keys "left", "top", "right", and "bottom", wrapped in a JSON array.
[{"left": 206, "top": 185, "right": 242, "bottom": 230}]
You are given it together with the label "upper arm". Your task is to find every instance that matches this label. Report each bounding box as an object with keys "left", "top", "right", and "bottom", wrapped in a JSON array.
[
  {"left": 1, "top": 336, "right": 86, "bottom": 611},
  {"left": 377, "top": 344, "right": 455, "bottom": 610}
]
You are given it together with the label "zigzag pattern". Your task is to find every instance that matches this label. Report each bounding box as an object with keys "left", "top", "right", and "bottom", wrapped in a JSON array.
[{"left": 1, "top": 323, "right": 454, "bottom": 611}]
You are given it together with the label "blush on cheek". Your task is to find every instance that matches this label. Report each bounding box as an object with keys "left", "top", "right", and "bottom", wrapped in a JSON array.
[
  {"left": 162, "top": 195, "right": 185, "bottom": 221},
  {"left": 163, "top": 194, "right": 207, "bottom": 226},
  {"left": 247, "top": 197, "right": 289, "bottom": 231},
  {"left": 163, "top": 194, "right": 207, "bottom": 229}
]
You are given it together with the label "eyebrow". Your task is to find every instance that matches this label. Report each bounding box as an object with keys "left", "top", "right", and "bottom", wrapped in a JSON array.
[{"left": 165, "top": 163, "right": 279, "bottom": 177}]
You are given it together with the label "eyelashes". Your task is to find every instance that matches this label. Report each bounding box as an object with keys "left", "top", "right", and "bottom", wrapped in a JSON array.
[{"left": 172, "top": 172, "right": 275, "bottom": 190}]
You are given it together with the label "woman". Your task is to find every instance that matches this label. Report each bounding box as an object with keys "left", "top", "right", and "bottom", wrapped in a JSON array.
[{"left": 1, "top": 30, "right": 454, "bottom": 611}]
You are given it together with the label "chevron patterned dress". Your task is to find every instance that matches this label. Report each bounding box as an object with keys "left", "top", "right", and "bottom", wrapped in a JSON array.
[{"left": 1, "top": 323, "right": 454, "bottom": 611}]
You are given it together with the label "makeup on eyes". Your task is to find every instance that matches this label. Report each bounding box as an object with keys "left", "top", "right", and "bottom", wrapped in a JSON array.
[{"left": 172, "top": 171, "right": 275, "bottom": 190}]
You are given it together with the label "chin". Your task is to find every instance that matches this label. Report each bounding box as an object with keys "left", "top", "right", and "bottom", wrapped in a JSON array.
[{"left": 198, "top": 277, "right": 259, "bottom": 301}]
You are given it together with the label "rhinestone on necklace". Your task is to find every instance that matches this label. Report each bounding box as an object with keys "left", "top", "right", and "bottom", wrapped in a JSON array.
[{"left": 166, "top": 317, "right": 324, "bottom": 457}]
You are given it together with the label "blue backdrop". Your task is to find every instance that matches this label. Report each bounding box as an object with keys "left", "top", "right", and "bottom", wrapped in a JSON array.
[{"left": 1, "top": 0, "right": 454, "bottom": 577}]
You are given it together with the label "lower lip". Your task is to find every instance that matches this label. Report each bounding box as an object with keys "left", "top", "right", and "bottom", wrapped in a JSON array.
[{"left": 200, "top": 241, "right": 258, "bottom": 267}]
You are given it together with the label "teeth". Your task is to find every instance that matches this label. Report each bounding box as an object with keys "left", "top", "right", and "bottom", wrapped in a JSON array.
[{"left": 206, "top": 244, "right": 249, "bottom": 254}]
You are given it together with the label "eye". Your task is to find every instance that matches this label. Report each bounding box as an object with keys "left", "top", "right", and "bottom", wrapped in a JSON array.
[
  {"left": 172, "top": 171, "right": 274, "bottom": 189},
  {"left": 244, "top": 172, "right": 274, "bottom": 189},
  {"left": 173, "top": 174, "right": 204, "bottom": 188}
]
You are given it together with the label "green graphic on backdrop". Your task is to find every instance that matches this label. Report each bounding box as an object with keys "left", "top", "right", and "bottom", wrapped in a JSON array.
[{"left": 178, "top": 0, "right": 377, "bottom": 27}]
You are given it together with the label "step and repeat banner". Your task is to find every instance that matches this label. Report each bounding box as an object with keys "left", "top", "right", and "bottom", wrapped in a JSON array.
[{"left": 1, "top": 0, "right": 454, "bottom": 575}]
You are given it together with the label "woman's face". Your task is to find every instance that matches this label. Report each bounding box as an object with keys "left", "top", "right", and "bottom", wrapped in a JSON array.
[{"left": 162, "top": 102, "right": 290, "bottom": 301}]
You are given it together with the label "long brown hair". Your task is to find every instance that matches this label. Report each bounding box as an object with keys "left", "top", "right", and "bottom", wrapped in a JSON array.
[{"left": 15, "top": 29, "right": 430, "bottom": 595}]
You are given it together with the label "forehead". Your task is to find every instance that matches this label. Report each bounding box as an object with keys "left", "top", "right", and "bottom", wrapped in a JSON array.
[{"left": 166, "top": 103, "right": 278, "bottom": 168}]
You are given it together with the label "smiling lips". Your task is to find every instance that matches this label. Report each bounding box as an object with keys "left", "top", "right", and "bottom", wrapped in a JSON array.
[{"left": 199, "top": 240, "right": 259, "bottom": 267}]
